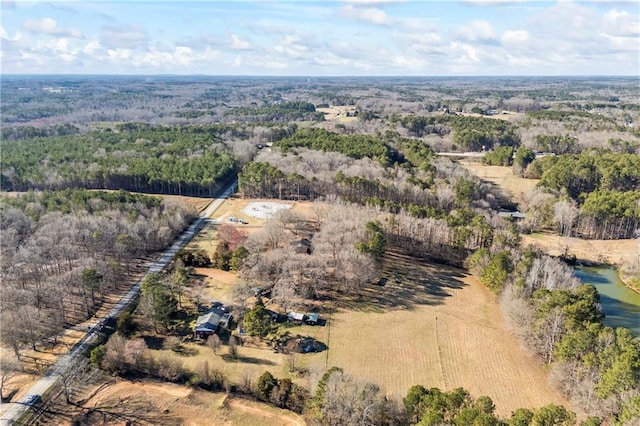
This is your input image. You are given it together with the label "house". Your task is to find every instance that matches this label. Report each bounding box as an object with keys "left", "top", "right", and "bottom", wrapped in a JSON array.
[
  {"left": 194, "top": 307, "right": 232, "bottom": 340},
  {"left": 498, "top": 211, "right": 526, "bottom": 221},
  {"left": 305, "top": 312, "right": 319, "bottom": 326},
  {"left": 287, "top": 312, "right": 305, "bottom": 324}
]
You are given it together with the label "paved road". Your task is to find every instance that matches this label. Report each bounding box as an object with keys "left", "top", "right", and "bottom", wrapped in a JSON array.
[{"left": 0, "top": 180, "right": 237, "bottom": 426}]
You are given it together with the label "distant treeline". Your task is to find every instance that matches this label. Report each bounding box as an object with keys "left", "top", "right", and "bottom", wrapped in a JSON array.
[
  {"left": 225, "top": 101, "right": 324, "bottom": 123},
  {"left": 0, "top": 124, "right": 240, "bottom": 196},
  {"left": 395, "top": 115, "right": 521, "bottom": 151},
  {"left": 529, "top": 151, "right": 640, "bottom": 239}
]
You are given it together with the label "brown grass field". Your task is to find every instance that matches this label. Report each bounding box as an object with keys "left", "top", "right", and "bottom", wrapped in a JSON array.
[
  {"left": 459, "top": 160, "right": 539, "bottom": 206},
  {"left": 50, "top": 380, "right": 304, "bottom": 425},
  {"left": 314, "top": 252, "right": 570, "bottom": 417}
]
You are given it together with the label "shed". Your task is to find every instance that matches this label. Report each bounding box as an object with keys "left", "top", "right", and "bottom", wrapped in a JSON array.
[
  {"left": 287, "top": 312, "right": 305, "bottom": 323},
  {"left": 305, "top": 312, "right": 319, "bottom": 325},
  {"left": 498, "top": 211, "right": 526, "bottom": 221}
]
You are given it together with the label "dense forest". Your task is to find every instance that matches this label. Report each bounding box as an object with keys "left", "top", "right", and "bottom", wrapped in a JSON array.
[{"left": 1, "top": 124, "right": 243, "bottom": 195}]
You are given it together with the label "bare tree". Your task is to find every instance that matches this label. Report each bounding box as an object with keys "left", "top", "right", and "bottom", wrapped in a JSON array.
[
  {"left": 554, "top": 200, "right": 578, "bottom": 237},
  {"left": 59, "top": 357, "right": 98, "bottom": 404},
  {"left": 207, "top": 334, "right": 221, "bottom": 355},
  {"left": 0, "top": 355, "right": 21, "bottom": 402}
]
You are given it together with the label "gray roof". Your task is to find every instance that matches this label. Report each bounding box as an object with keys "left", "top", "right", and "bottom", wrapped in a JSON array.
[{"left": 195, "top": 311, "right": 222, "bottom": 332}]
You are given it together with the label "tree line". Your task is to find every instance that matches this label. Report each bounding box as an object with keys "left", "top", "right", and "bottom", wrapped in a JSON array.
[
  {"left": 522, "top": 151, "right": 640, "bottom": 239},
  {"left": 0, "top": 124, "right": 241, "bottom": 196},
  {"left": 469, "top": 247, "right": 640, "bottom": 420}
]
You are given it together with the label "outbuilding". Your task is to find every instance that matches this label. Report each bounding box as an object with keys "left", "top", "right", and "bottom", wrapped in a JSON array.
[{"left": 305, "top": 312, "right": 319, "bottom": 325}]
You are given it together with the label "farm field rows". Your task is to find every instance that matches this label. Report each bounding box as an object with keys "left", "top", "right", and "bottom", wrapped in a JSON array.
[{"left": 312, "top": 253, "right": 570, "bottom": 417}]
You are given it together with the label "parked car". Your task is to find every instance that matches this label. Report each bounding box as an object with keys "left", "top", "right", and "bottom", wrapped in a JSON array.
[{"left": 25, "top": 394, "right": 42, "bottom": 406}]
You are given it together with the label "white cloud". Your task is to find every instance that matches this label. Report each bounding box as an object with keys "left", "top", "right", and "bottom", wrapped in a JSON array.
[
  {"left": 82, "top": 40, "right": 101, "bottom": 55},
  {"left": 230, "top": 34, "right": 251, "bottom": 50},
  {"left": 454, "top": 20, "right": 498, "bottom": 43},
  {"left": 273, "top": 35, "right": 310, "bottom": 58},
  {"left": 461, "top": 0, "right": 527, "bottom": 5},
  {"left": 602, "top": 9, "right": 639, "bottom": 37},
  {"left": 501, "top": 29, "right": 529, "bottom": 44},
  {"left": 342, "top": 0, "right": 404, "bottom": 4},
  {"left": 339, "top": 5, "right": 392, "bottom": 26},
  {"left": 22, "top": 17, "right": 83, "bottom": 38},
  {"left": 0, "top": 25, "right": 22, "bottom": 41}
]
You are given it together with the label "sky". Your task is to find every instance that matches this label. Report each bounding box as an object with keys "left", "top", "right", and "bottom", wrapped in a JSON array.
[{"left": 1, "top": 0, "right": 639, "bottom": 76}]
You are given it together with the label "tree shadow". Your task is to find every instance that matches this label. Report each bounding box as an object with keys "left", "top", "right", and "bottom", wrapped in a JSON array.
[
  {"left": 142, "top": 336, "right": 165, "bottom": 350},
  {"left": 336, "top": 251, "right": 468, "bottom": 312},
  {"left": 221, "top": 354, "right": 276, "bottom": 365}
]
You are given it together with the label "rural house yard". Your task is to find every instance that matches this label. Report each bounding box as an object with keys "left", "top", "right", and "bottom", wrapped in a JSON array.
[{"left": 178, "top": 198, "right": 571, "bottom": 418}]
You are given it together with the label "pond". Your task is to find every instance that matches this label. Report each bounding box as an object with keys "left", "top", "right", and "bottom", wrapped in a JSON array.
[{"left": 574, "top": 266, "right": 640, "bottom": 336}]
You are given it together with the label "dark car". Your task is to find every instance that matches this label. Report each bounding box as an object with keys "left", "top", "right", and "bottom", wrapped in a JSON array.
[{"left": 25, "top": 394, "right": 42, "bottom": 406}]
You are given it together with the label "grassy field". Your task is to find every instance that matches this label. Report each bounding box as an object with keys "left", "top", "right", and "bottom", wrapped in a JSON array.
[
  {"left": 53, "top": 380, "right": 304, "bottom": 425},
  {"left": 459, "top": 160, "right": 539, "bottom": 206},
  {"left": 311, "top": 252, "right": 570, "bottom": 417}
]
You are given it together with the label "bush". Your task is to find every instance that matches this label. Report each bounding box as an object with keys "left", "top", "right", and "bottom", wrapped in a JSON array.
[
  {"left": 90, "top": 345, "right": 106, "bottom": 367},
  {"left": 257, "top": 371, "right": 278, "bottom": 400},
  {"left": 116, "top": 312, "right": 136, "bottom": 337}
]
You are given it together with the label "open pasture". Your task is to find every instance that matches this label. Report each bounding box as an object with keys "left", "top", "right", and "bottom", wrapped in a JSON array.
[{"left": 310, "top": 251, "right": 570, "bottom": 417}]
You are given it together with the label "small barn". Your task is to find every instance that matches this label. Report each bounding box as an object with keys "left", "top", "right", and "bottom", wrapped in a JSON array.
[
  {"left": 305, "top": 312, "right": 319, "bottom": 326},
  {"left": 287, "top": 312, "right": 305, "bottom": 324}
]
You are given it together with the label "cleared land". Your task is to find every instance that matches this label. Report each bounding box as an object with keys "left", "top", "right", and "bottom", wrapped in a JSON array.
[
  {"left": 52, "top": 380, "right": 304, "bottom": 425},
  {"left": 316, "top": 252, "right": 569, "bottom": 417},
  {"left": 178, "top": 199, "right": 571, "bottom": 418},
  {"left": 521, "top": 233, "right": 638, "bottom": 268},
  {"left": 459, "top": 160, "right": 539, "bottom": 206}
]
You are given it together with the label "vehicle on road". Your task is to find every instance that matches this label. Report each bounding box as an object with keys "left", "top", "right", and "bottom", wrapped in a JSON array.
[{"left": 25, "top": 394, "right": 42, "bottom": 406}]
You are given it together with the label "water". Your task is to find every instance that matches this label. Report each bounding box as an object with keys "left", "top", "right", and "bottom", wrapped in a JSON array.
[{"left": 574, "top": 267, "right": 640, "bottom": 335}]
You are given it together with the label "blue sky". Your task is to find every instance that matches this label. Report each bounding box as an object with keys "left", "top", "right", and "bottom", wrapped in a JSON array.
[{"left": 1, "top": 1, "right": 638, "bottom": 75}]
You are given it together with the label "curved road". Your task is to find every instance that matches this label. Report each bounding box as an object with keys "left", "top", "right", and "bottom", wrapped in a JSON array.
[{"left": 0, "top": 180, "right": 237, "bottom": 426}]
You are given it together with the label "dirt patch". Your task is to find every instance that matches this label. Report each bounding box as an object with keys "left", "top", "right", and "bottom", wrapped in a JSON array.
[
  {"left": 243, "top": 201, "right": 293, "bottom": 219},
  {"left": 67, "top": 379, "right": 305, "bottom": 425}
]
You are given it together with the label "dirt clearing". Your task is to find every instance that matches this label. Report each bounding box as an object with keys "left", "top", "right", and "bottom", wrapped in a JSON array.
[
  {"left": 521, "top": 233, "right": 638, "bottom": 268},
  {"left": 64, "top": 379, "right": 305, "bottom": 425}
]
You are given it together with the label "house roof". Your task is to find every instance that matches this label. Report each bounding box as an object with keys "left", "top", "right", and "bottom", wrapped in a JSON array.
[
  {"left": 498, "top": 211, "right": 526, "bottom": 219},
  {"left": 288, "top": 312, "right": 304, "bottom": 321},
  {"left": 195, "top": 311, "right": 222, "bottom": 332}
]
